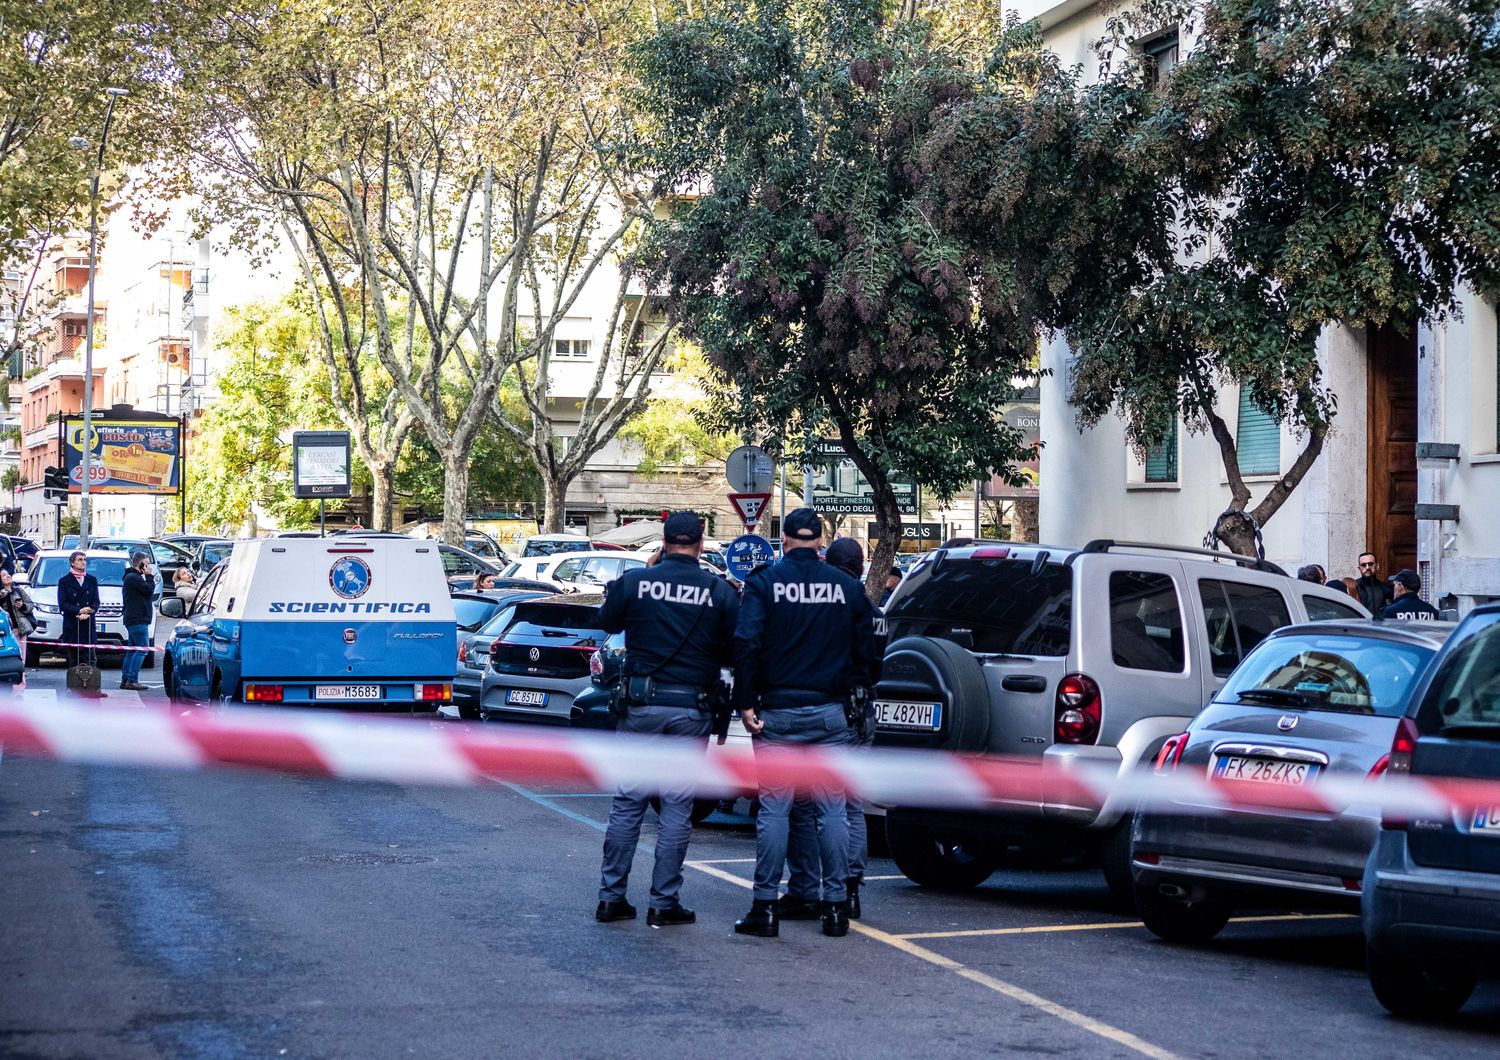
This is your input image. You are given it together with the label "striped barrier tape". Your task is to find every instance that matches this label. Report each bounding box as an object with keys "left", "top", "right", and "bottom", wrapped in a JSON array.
[
  {"left": 34, "top": 640, "right": 167, "bottom": 653},
  {"left": 1, "top": 691, "right": 1499, "bottom": 824}
]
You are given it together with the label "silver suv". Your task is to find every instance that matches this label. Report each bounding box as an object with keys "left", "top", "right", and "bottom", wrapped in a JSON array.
[{"left": 874, "top": 540, "right": 1368, "bottom": 898}]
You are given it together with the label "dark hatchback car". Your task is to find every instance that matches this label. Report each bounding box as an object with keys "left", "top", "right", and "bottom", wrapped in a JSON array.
[
  {"left": 447, "top": 588, "right": 561, "bottom": 719},
  {"left": 1364, "top": 603, "right": 1500, "bottom": 1017},
  {"left": 479, "top": 594, "right": 606, "bottom": 726},
  {"left": 1132, "top": 620, "right": 1454, "bottom": 943}
]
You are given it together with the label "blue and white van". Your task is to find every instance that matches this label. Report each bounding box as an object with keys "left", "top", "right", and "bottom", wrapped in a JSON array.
[{"left": 160, "top": 537, "right": 456, "bottom": 706}]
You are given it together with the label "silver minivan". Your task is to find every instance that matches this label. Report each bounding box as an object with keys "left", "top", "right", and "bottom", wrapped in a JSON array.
[{"left": 874, "top": 539, "right": 1369, "bottom": 898}]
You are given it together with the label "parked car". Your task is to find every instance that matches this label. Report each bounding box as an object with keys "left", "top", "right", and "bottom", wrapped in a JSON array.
[
  {"left": 191, "top": 538, "right": 237, "bottom": 576},
  {"left": 18, "top": 549, "right": 155, "bottom": 668},
  {"left": 517, "top": 533, "right": 595, "bottom": 558},
  {"left": 439, "top": 543, "right": 502, "bottom": 591},
  {"left": 872, "top": 539, "right": 1369, "bottom": 898},
  {"left": 1130, "top": 619, "right": 1455, "bottom": 943},
  {"left": 500, "top": 551, "right": 646, "bottom": 592},
  {"left": 5, "top": 535, "right": 38, "bottom": 573},
  {"left": 462, "top": 529, "right": 510, "bottom": 563},
  {"left": 1363, "top": 602, "right": 1500, "bottom": 1018},
  {"left": 86, "top": 537, "right": 191, "bottom": 592},
  {"left": 159, "top": 532, "right": 226, "bottom": 551},
  {"left": 479, "top": 594, "right": 606, "bottom": 725},
  {"left": 445, "top": 588, "right": 561, "bottom": 719}
]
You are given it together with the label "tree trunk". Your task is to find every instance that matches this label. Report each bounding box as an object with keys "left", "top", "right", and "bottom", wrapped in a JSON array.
[
  {"left": 1205, "top": 410, "right": 1327, "bottom": 561},
  {"left": 440, "top": 450, "right": 470, "bottom": 546},
  {"left": 541, "top": 469, "right": 571, "bottom": 533},
  {"left": 863, "top": 472, "right": 903, "bottom": 604},
  {"left": 1012, "top": 497, "right": 1039, "bottom": 543},
  {"left": 370, "top": 459, "right": 396, "bottom": 532}
]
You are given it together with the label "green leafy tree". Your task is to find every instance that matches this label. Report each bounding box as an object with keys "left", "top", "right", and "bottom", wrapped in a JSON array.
[
  {"left": 632, "top": 0, "right": 1037, "bottom": 594},
  {"left": 1041, "top": 0, "right": 1500, "bottom": 556},
  {"left": 619, "top": 349, "right": 735, "bottom": 476}
]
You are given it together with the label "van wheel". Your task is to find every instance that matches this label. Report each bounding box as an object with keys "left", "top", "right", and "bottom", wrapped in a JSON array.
[
  {"left": 1366, "top": 943, "right": 1475, "bottom": 1018},
  {"left": 1135, "top": 881, "right": 1231, "bottom": 944},
  {"left": 1100, "top": 817, "right": 1136, "bottom": 905},
  {"left": 886, "top": 812, "right": 998, "bottom": 890}
]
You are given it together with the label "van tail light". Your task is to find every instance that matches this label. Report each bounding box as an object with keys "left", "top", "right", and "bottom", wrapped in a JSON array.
[
  {"left": 1380, "top": 717, "right": 1421, "bottom": 829},
  {"left": 1054, "top": 673, "right": 1102, "bottom": 744},
  {"left": 1155, "top": 732, "right": 1190, "bottom": 773},
  {"left": 244, "top": 684, "right": 283, "bottom": 703},
  {"left": 417, "top": 683, "right": 451, "bottom": 702},
  {"left": 588, "top": 650, "right": 603, "bottom": 679}
]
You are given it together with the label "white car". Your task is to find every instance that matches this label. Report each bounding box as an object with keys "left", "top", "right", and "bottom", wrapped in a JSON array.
[
  {"left": 19, "top": 549, "right": 156, "bottom": 669},
  {"left": 500, "top": 551, "right": 646, "bottom": 592}
]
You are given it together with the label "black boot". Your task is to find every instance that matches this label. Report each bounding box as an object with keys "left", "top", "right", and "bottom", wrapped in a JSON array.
[
  {"left": 847, "top": 876, "right": 862, "bottom": 921},
  {"left": 821, "top": 900, "right": 850, "bottom": 937},
  {"left": 596, "top": 899, "right": 637, "bottom": 922},
  {"left": 773, "top": 894, "right": 822, "bottom": 921},
  {"left": 647, "top": 905, "right": 696, "bottom": 927},
  {"left": 734, "top": 899, "right": 779, "bottom": 938}
]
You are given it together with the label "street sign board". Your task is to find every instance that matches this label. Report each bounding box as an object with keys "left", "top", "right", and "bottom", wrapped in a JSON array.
[
  {"left": 819, "top": 494, "right": 919, "bottom": 516},
  {"left": 293, "top": 430, "right": 352, "bottom": 499},
  {"left": 867, "top": 521, "right": 943, "bottom": 542},
  {"left": 728, "top": 492, "right": 772, "bottom": 529},
  {"left": 725, "top": 534, "right": 775, "bottom": 582},
  {"left": 725, "top": 445, "right": 775, "bottom": 493}
]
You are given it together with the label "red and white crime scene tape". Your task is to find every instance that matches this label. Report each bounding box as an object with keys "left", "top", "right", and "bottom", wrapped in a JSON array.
[
  {"left": 41, "top": 641, "right": 167, "bottom": 653},
  {"left": 1, "top": 691, "right": 1498, "bottom": 822}
]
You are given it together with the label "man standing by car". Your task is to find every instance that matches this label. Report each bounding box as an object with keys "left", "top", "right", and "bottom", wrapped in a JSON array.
[
  {"left": 733, "top": 508, "right": 878, "bottom": 940},
  {"left": 595, "top": 512, "right": 739, "bottom": 928},
  {"left": 57, "top": 550, "right": 99, "bottom": 669},
  {"left": 1355, "top": 552, "right": 1394, "bottom": 613},
  {"left": 120, "top": 551, "right": 155, "bottom": 690},
  {"left": 1380, "top": 569, "right": 1440, "bottom": 620}
]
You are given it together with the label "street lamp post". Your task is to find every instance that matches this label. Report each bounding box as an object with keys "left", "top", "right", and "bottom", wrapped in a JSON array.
[{"left": 69, "top": 86, "right": 128, "bottom": 541}]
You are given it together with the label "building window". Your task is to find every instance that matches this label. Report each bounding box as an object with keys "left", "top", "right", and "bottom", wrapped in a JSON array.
[
  {"left": 1144, "top": 419, "right": 1179, "bottom": 483},
  {"left": 553, "top": 339, "right": 590, "bottom": 359},
  {"left": 1140, "top": 28, "right": 1180, "bottom": 88},
  {"left": 1236, "top": 390, "right": 1280, "bottom": 475}
]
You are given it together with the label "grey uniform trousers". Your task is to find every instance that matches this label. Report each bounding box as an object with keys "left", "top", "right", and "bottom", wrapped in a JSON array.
[
  {"left": 752, "top": 702, "right": 854, "bottom": 903},
  {"left": 786, "top": 710, "right": 869, "bottom": 899},
  {"left": 598, "top": 703, "right": 711, "bottom": 909}
]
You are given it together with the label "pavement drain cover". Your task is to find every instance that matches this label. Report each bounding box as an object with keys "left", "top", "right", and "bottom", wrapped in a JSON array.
[{"left": 300, "top": 852, "right": 435, "bottom": 866}]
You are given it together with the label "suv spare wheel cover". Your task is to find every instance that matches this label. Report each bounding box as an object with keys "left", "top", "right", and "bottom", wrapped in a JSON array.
[{"left": 876, "top": 636, "right": 990, "bottom": 752}]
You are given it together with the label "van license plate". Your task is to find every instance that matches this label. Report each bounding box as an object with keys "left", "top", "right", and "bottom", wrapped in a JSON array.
[
  {"left": 505, "top": 689, "right": 548, "bottom": 707},
  {"left": 1470, "top": 807, "right": 1500, "bottom": 835},
  {"left": 874, "top": 700, "right": 941, "bottom": 731},
  {"left": 315, "top": 685, "right": 381, "bottom": 700},
  {"left": 1212, "top": 756, "right": 1318, "bottom": 785}
]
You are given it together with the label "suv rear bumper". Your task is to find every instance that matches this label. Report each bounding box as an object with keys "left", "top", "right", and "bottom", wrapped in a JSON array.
[{"left": 1364, "top": 829, "right": 1500, "bottom": 964}]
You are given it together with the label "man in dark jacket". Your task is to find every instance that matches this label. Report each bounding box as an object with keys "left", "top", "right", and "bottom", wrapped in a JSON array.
[
  {"left": 1380, "top": 569, "right": 1440, "bottom": 620},
  {"left": 120, "top": 551, "right": 155, "bottom": 690},
  {"left": 1355, "top": 552, "right": 1394, "bottom": 614},
  {"left": 57, "top": 550, "right": 100, "bottom": 669}
]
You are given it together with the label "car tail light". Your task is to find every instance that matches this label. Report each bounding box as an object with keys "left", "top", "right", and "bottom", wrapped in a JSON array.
[
  {"left": 588, "top": 650, "right": 603, "bottom": 678},
  {"left": 1135, "top": 852, "right": 1160, "bottom": 866},
  {"left": 1367, "top": 754, "right": 1390, "bottom": 779},
  {"left": 970, "top": 547, "right": 1011, "bottom": 559},
  {"left": 458, "top": 641, "right": 469, "bottom": 663},
  {"left": 244, "top": 684, "right": 283, "bottom": 703},
  {"left": 417, "top": 683, "right": 451, "bottom": 702},
  {"left": 1387, "top": 717, "right": 1420, "bottom": 775},
  {"left": 1155, "top": 732, "right": 1190, "bottom": 773},
  {"left": 1054, "top": 673, "right": 1102, "bottom": 744}
]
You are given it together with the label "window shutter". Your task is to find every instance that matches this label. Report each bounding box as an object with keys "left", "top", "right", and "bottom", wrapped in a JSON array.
[
  {"left": 1236, "top": 391, "right": 1280, "bottom": 475},
  {"left": 1144, "top": 420, "right": 1178, "bottom": 482}
]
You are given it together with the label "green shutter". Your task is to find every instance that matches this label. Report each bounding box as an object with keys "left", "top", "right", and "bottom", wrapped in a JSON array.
[
  {"left": 1236, "top": 391, "right": 1280, "bottom": 475},
  {"left": 1144, "top": 419, "right": 1178, "bottom": 482}
]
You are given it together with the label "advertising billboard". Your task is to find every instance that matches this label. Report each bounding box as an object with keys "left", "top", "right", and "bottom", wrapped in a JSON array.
[
  {"left": 62, "top": 414, "right": 181, "bottom": 495},
  {"left": 292, "top": 431, "right": 352, "bottom": 499}
]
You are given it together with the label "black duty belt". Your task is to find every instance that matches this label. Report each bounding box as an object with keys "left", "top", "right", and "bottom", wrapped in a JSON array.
[
  {"left": 624, "top": 677, "right": 709, "bottom": 709},
  {"left": 759, "top": 689, "right": 838, "bottom": 710}
]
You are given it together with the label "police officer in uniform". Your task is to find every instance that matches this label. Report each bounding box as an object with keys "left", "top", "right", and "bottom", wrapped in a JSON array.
[
  {"left": 596, "top": 512, "right": 739, "bottom": 927},
  {"left": 733, "top": 508, "right": 878, "bottom": 939}
]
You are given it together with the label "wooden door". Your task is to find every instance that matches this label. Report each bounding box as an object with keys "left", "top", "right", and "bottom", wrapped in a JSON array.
[{"left": 1366, "top": 324, "right": 1419, "bottom": 577}]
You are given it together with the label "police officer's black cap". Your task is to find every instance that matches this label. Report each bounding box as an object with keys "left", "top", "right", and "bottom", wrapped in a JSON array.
[
  {"left": 662, "top": 511, "right": 704, "bottom": 545},
  {"left": 1389, "top": 568, "right": 1421, "bottom": 592},
  {"left": 783, "top": 507, "right": 823, "bottom": 541}
]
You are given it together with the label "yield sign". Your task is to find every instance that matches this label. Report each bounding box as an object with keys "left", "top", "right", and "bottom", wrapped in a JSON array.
[{"left": 728, "top": 492, "right": 773, "bottom": 528}]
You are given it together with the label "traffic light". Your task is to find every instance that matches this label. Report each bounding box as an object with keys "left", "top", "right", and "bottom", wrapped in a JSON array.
[{"left": 43, "top": 465, "right": 68, "bottom": 499}]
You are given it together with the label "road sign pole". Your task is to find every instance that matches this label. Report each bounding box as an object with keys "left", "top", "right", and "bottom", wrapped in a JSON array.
[
  {"left": 803, "top": 463, "right": 814, "bottom": 508},
  {"left": 778, "top": 465, "right": 786, "bottom": 537}
]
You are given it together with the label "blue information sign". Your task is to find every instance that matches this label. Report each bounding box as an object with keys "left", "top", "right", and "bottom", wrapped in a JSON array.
[{"left": 725, "top": 534, "right": 775, "bottom": 582}]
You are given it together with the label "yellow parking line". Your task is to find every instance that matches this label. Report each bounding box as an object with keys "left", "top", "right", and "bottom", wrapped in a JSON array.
[
  {"left": 897, "top": 912, "right": 1355, "bottom": 941},
  {"left": 682, "top": 861, "right": 1180, "bottom": 1060}
]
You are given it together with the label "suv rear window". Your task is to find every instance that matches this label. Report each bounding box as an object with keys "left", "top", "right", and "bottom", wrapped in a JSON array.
[
  {"left": 1222, "top": 633, "right": 1436, "bottom": 716},
  {"left": 1418, "top": 613, "right": 1500, "bottom": 735},
  {"left": 887, "top": 558, "right": 1072, "bottom": 655},
  {"left": 502, "top": 601, "right": 604, "bottom": 639}
]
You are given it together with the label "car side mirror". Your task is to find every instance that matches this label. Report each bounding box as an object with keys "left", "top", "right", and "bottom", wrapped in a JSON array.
[{"left": 159, "top": 596, "right": 185, "bottom": 619}]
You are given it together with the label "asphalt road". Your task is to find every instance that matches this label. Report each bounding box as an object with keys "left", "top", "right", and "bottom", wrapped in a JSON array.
[{"left": 4, "top": 661, "right": 1500, "bottom": 1058}]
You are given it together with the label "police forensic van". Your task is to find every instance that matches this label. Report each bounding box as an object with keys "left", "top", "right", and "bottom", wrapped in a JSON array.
[{"left": 159, "top": 537, "right": 456, "bottom": 706}]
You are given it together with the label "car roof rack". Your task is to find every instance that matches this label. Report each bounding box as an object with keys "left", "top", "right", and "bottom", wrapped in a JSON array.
[{"left": 1074, "top": 539, "right": 1288, "bottom": 577}]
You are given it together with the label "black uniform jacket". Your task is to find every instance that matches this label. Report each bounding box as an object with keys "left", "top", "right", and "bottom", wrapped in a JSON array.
[
  {"left": 733, "top": 547, "right": 879, "bottom": 713},
  {"left": 600, "top": 553, "right": 739, "bottom": 689}
]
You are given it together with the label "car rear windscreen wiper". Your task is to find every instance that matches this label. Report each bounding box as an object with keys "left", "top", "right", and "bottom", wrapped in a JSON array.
[{"left": 1235, "top": 688, "right": 1316, "bottom": 708}]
